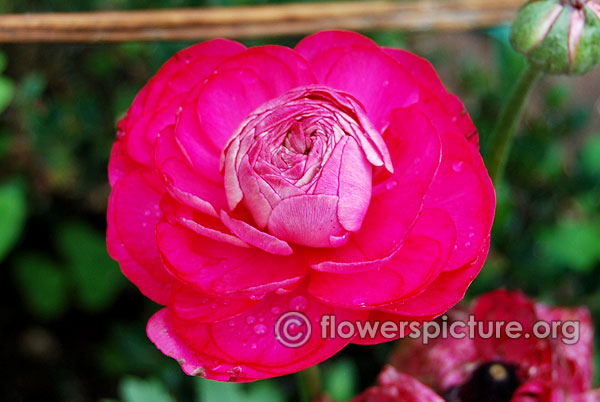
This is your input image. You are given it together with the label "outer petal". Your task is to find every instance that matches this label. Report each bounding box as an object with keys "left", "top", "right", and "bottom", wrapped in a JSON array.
[
  {"left": 380, "top": 236, "right": 490, "bottom": 318},
  {"left": 149, "top": 286, "right": 368, "bottom": 381},
  {"left": 423, "top": 132, "right": 495, "bottom": 271},
  {"left": 156, "top": 221, "right": 307, "bottom": 298},
  {"left": 383, "top": 47, "right": 479, "bottom": 146},
  {"left": 310, "top": 45, "right": 419, "bottom": 131},
  {"left": 308, "top": 208, "right": 456, "bottom": 308},
  {"left": 123, "top": 39, "right": 246, "bottom": 165},
  {"left": 295, "top": 30, "right": 378, "bottom": 63},
  {"left": 309, "top": 106, "right": 442, "bottom": 269},
  {"left": 155, "top": 126, "right": 228, "bottom": 216},
  {"left": 107, "top": 169, "right": 172, "bottom": 304}
]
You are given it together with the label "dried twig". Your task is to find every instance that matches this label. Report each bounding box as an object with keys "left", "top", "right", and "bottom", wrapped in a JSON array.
[{"left": 0, "top": 0, "right": 523, "bottom": 43}]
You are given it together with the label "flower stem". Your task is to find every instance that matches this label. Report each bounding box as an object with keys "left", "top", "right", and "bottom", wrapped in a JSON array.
[
  {"left": 298, "top": 364, "right": 323, "bottom": 402},
  {"left": 485, "top": 64, "right": 543, "bottom": 183}
]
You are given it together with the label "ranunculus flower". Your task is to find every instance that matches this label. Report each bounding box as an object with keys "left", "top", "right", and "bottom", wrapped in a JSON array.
[
  {"left": 106, "top": 30, "right": 495, "bottom": 381},
  {"left": 391, "top": 290, "right": 600, "bottom": 401}
]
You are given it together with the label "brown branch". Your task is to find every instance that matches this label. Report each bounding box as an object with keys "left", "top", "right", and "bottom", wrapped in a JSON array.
[{"left": 0, "top": 0, "right": 524, "bottom": 43}]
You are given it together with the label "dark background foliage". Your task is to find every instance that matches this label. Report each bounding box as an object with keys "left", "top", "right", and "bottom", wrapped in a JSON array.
[{"left": 0, "top": 0, "right": 599, "bottom": 401}]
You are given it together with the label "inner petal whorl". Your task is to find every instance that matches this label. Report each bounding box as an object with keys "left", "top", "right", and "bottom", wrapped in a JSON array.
[{"left": 220, "top": 84, "right": 392, "bottom": 248}]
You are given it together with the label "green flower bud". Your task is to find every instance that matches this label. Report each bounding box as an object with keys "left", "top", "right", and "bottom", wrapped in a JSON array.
[{"left": 511, "top": 0, "right": 600, "bottom": 74}]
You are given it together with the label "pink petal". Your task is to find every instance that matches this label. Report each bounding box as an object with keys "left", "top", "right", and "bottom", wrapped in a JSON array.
[
  {"left": 313, "top": 46, "right": 419, "bottom": 131},
  {"left": 155, "top": 126, "right": 228, "bottom": 216},
  {"left": 267, "top": 194, "right": 347, "bottom": 248},
  {"left": 380, "top": 236, "right": 490, "bottom": 318},
  {"left": 423, "top": 131, "right": 495, "bottom": 271},
  {"left": 220, "top": 210, "right": 294, "bottom": 256},
  {"left": 214, "top": 45, "right": 316, "bottom": 96},
  {"left": 295, "top": 30, "right": 378, "bottom": 63},
  {"left": 170, "top": 281, "right": 258, "bottom": 323},
  {"left": 156, "top": 221, "right": 307, "bottom": 298},
  {"left": 108, "top": 138, "right": 140, "bottom": 187},
  {"left": 123, "top": 39, "right": 246, "bottom": 166},
  {"left": 107, "top": 169, "right": 172, "bottom": 304},
  {"left": 167, "top": 285, "right": 369, "bottom": 379},
  {"left": 310, "top": 106, "right": 441, "bottom": 268},
  {"left": 383, "top": 47, "right": 479, "bottom": 146},
  {"left": 308, "top": 208, "right": 456, "bottom": 308},
  {"left": 160, "top": 195, "right": 250, "bottom": 248},
  {"left": 194, "top": 69, "right": 278, "bottom": 151}
]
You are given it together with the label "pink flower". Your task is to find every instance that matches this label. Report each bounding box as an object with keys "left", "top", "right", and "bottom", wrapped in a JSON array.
[
  {"left": 391, "top": 290, "right": 600, "bottom": 401},
  {"left": 106, "top": 30, "right": 495, "bottom": 381}
]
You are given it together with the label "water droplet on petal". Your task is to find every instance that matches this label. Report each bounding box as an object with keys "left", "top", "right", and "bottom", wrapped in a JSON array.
[
  {"left": 271, "top": 307, "right": 281, "bottom": 315},
  {"left": 289, "top": 296, "right": 308, "bottom": 311},
  {"left": 250, "top": 343, "right": 257, "bottom": 349},
  {"left": 385, "top": 180, "right": 398, "bottom": 190},
  {"left": 144, "top": 210, "right": 151, "bottom": 216},
  {"left": 253, "top": 324, "right": 267, "bottom": 336},
  {"left": 464, "top": 241, "right": 471, "bottom": 247},
  {"left": 383, "top": 80, "right": 389, "bottom": 87},
  {"left": 246, "top": 316, "right": 256, "bottom": 325},
  {"left": 228, "top": 321, "right": 236, "bottom": 327},
  {"left": 452, "top": 161, "right": 465, "bottom": 173}
]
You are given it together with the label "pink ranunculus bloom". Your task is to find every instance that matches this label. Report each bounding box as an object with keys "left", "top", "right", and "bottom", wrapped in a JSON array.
[
  {"left": 106, "top": 30, "right": 495, "bottom": 381},
  {"left": 390, "top": 289, "right": 600, "bottom": 401}
]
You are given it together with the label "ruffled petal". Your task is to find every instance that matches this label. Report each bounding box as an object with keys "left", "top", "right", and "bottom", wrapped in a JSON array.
[
  {"left": 379, "top": 236, "right": 490, "bottom": 318},
  {"left": 107, "top": 169, "right": 172, "bottom": 304},
  {"left": 311, "top": 45, "right": 419, "bottom": 131},
  {"left": 156, "top": 220, "right": 307, "bottom": 298},
  {"left": 123, "top": 39, "right": 246, "bottom": 165},
  {"left": 383, "top": 47, "right": 479, "bottom": 146},
  {"left": 295, "top": 30, "right": 378, "bottom": 63},
  {"left": 309, "top": 106, "right": 442, "bottom": 268},
  {"left": 153, "top": 285, "right": 369, "bottom": 381},
  {"left": 308, "top": 208, "right": 456, "bottom": 308},
  {"left": 423, "top": 132, "right": 495, "bottom": 271}
]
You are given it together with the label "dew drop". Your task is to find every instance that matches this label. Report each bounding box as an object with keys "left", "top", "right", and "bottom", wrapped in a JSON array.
[
  {"left": 250, "top": 343, "right": 257, "bottom": 349},
  {"left": 385, "top": 180, "right": 398, "bottom": 190},
  {"left": 253, "top": 324, "right": 267, "bottom": 336},
  {"left": 246, "top": 316, "right": 256, "bottom": 325},
  {"left": 383, "top": 80, "right": 389, "bottom": 87},
  {"left": 144, "top": 210, "right": 151, "bottom": 216},
  {"left": 228, "top": 321, "right": 236, "bottom": 327},
  {"left": 289, "top": 296, "right": 308, "bottom": 311},
  {"left": 142, "top": 222, "right": 148, "bottom": 228},
  {"left": 468, "top": 232, "right": 475, "bottom": 238},
  {"left": 271, "top": 307, "right": 281, "bottom": 315},
  {"left": 452, "top": 161, "right": 465, "bottom": 173},
  {"left": 464, "top": 241, "right": 471, "bottom": 247}
]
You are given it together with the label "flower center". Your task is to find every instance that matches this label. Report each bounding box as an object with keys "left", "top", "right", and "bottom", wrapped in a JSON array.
[{"left": 443, "top": 362, "right": 521, "bottom": 402}]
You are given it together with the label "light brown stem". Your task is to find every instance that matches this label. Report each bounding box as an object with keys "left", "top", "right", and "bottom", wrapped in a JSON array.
[{"left": 0, "top": 0, "right": 523, "bottom": 43}]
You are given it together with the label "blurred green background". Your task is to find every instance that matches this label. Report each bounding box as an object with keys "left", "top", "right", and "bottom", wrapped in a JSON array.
[{"left": 0, "top": 0, "right": 599, "bottom": 401}]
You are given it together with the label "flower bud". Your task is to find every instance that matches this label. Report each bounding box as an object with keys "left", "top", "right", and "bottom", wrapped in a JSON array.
[{"left": 511, "top": 0, "right": 600, "bottom": 74}]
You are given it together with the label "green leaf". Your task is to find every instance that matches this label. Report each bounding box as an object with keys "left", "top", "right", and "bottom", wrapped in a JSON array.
[
  {"left": 12, "top": 253, "right": 68, "bottom": 319},
  {"left": 0, "top": 180, "right": 27, "bottom": 262},
  {"left": 323, "top": 358, "right": 358, "bottom": 402},
  {"left": 57, "top": 222, "right": 125, "bottom": 312},
  {"left": 120, "top": 377, "right": 175, "bottom": 402},
  {"left": 540, "top": 218, "right": 600, "bottom": 273},
  {"left": 196, "top": 379, "right": 285, "bottom": 402},
  {"left": 580, "top": 134, "right": 600, "bottom": 176},
  {"left": 196, "top": 380, "right": 246, "bottom": 402},
  {"left": 0, "top": 76, "right": 15, "bottom": 114}
]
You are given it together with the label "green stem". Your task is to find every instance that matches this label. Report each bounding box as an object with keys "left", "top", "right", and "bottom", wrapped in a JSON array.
[
  {"left": 485, "top": 64, "right": 542, "bottom": 184},
  {"left": 298, "top": 364, "right": 323, "bottom": 402}
]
